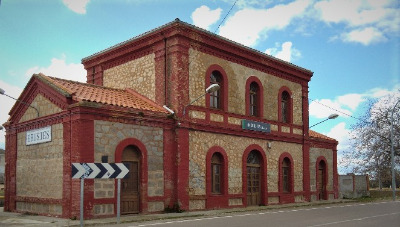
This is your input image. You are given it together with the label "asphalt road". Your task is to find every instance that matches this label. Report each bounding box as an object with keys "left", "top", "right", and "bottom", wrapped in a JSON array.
[{"left": 123, "top": 201, "right": 400, "bottom": 227}]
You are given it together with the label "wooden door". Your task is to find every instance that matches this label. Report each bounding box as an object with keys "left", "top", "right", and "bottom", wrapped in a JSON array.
[
  {"left": 246, "top": 150, "right": 261, "bottom": 206},
  {"left": 318, "top": 162, "right": 326, "bottom": 200},
  {"left": 247, "top": 165, "right": 261, "bottom": 206},
  {"left": 121, "top": 146, "right": 140, "bottom": 214}
]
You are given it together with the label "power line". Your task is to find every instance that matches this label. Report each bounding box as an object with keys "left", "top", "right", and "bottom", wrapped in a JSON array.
[
  {"left": 308, "top": 98, "right": 363, "bottom": 121},
  {"left": 215, "top": 0, "right": 238, "bottom": 33}
]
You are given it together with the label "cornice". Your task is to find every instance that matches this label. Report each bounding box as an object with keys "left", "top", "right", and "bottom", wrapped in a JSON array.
[{"left": 81, "top": 19, "right": 313, "bottom": 83}]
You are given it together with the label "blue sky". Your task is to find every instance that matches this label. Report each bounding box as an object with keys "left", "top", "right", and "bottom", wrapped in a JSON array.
[{"left": 0, "top": 0, "right": 399, "bottom": 173}]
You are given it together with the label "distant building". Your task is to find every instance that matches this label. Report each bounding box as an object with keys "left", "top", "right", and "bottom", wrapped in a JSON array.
[{"left": 3, "top": 19, "right": 338, "bottom": 219}]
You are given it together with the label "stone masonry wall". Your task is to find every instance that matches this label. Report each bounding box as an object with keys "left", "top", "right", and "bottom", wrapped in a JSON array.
[
  {"left": 93, "top": 121, "right": 164, "bottom": 204},
  {"left": 188, "top": 131, "right": 303, "bottom": 196},
  {"left": 188, "top": 49, "right": 303, "bottom": 125},
  {"left": 103, "top": 54, "right": 156, "bottom": 102},
  {"left": 19, "top": 94, "right": 62, "bottom": 123},
  {"left": 16, "top": 123, "right": 63, "bottom": 215},
  {"left": 309, "top": 147, "right": 334, "bottom": 192}
]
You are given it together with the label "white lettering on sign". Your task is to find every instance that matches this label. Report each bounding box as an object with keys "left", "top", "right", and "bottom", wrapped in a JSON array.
[{"left": 26, "top": 126, "right": 52, "bottom": 145}]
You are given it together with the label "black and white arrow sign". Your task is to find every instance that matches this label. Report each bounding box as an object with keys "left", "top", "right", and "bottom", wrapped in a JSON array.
[{"left": 71, "top": 163, "right": 129, "bottom": 179}]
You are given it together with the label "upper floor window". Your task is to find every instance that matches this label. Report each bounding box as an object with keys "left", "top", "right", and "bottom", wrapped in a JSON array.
[
  {"left": 246, "top": 77, "right": 263, "bottom": 117},
  {"left": 281, "top": 91, "right": 290, "bottom": 123},
  {"left": 249, "top": 82, "right": 259, "bottom": 116},
  {"left": 210, "top": 71, "right": 222, "bottom": 109}
]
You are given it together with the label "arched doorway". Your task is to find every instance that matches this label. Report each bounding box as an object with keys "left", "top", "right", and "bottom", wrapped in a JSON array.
[
  {"left": 246, "top": 150, "right": 261, "bottom": 206},
  {"left": 317, "top": 161, "right": 326, "bottom": 200},
  {"left": 121, "top": 145, "right": 140, "bottom": 214}
]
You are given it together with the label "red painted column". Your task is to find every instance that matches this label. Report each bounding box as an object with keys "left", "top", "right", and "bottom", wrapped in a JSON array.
[
  {"left": 176, "top": 127, "right": 189, "bottom": 210},
  {"left": 69, "top": 115, "right": 95, "bottom": 219},
  {"left": 4, "top": 129, "right": 17, "bottom": 211},
  {"left": 333, "top": 148, "right": 339, "bottom": 199},
  {"left": 163, "top": 127, "right": 177, "bottom": 208},
  {"left": 154, "top": 39, "right": 167, "bottom": 107},
  {"left": 165, "top": 36, "right": 189, "bottom": 116},
  {"left": 302, "top": 84, "right": 311, "bottom": 201},
  {"left": 62, "top": 114, "right": 72, "bottom": 218}
]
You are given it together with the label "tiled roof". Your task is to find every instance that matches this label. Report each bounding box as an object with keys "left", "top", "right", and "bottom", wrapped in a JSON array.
[
  {"left": 309, "top": 130, "right": 336, "bottom": 141},
  {"left": 37, "top": 73, "right": 168, "bottom": 114}
]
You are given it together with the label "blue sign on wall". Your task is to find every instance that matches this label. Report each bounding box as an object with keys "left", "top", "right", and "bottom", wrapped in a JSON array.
[{"left": 242, "top": 119, "right": 271, "bottom": 133}]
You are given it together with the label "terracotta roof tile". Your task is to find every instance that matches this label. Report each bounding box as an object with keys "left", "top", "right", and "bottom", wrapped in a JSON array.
[
  {"left": 38, "top": 73, "right": 168, "bottom": 114},
  {"left": 309, "top": 130, "right": 336, "bottom": 141}
]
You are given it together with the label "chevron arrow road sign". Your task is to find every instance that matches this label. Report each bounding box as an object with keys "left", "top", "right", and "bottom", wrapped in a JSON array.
[{"left": 72, "top": 163, "right": 129, "bottom": 179}]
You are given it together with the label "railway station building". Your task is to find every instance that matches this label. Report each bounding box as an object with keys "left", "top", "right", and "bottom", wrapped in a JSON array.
[{"left": 3, "top": 19, "right": 338, "bottom": 219}]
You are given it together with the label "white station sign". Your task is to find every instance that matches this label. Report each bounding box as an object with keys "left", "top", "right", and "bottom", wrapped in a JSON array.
[{"left": 26, "top": 126, "right": 52, "bottom": 145}]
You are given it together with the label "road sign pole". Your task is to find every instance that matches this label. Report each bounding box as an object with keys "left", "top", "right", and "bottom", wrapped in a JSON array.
[
  {"left": 117, "top": 178, "right": 121, "bottom": 224},
  {"left": 80, "top": 178, "right": 84, "bottom": 227}
]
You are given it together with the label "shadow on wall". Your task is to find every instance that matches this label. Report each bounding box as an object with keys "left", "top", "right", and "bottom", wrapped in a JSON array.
[{"left": 339, "top": 173, "right": 370, "bottom": 199}]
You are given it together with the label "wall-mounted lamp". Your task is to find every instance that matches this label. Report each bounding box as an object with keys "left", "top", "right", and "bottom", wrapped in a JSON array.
[
  {"left": 0, "top": 87, "right": 40, "bottom": 117},
  {"left": 183, "top": 84, "right": 220, "bottom": 116},
  {"left": 267, "top": 142, "right": 272, "bottom": 149},
  {"left": 163, "top": 105, "right": 175, "bottom": 115},
  {"left": 309, "top": 113, "right": 338, "bottom": 128}
]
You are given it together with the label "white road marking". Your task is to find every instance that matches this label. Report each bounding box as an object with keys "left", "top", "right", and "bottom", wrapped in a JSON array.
[
  {"left": 129, "top": 201, "right": 400, "bottom": 227},
  {"left": 307, "top": 212, "right": 400, "bottom": 227}
]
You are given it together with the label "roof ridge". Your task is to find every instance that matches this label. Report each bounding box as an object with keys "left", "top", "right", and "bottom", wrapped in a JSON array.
[
  {"left": 309, "top": 130, "right": 336, "bottom": 141},
  {"left": 43, "top": 74, "right": 128, "bottom": 92}
]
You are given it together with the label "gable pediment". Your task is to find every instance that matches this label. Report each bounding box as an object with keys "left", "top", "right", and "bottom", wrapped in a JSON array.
[{"left": 8, "top": 74, "right": 71, "bottom": 124}]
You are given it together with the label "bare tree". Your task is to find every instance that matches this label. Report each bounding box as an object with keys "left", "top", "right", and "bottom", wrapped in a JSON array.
[{"left": 343, "top": 95, "right": 400, "bottom": 188}]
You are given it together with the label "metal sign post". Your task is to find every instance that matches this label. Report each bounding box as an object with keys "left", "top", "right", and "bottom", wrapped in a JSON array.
[
  {"left": 80, "top": 178, "right": 84, "bottom": 227},
  {"left": 71, "top": 163, "right": 129, "bottom": 226},
  {"left": 117, "top": 178, "right": 121, "bottom": 224}
]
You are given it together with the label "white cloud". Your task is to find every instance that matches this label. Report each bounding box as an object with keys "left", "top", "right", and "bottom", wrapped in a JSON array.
[
  {"left": 0, "top": 80, "right": 23, "bottom": 149},
  {"left": 265, "top": 41, "right": 301, "bottom": 62},
  {"left": 25, "top": 54, "right": 86, "bottom": 82},
  {"left": 219, "top": 0, "right": 311, "bottom": 46},
  {"left": 63, "top": 0, "right": 91, "bottom": 14},
  {"left": 340, "top": 27, "right": 387, "bottom": 45},
  {"left": 336, "top": 93, "right": 365, "bottom": 110},
  {"left": 314, "top": 0, "right": 398, "bottom": 45},
  {"left": 191, "top": 5, "right": 222, "bottom": 30},
  {"left": 327, "top": 122, "right": 352, "bottom": 150}
]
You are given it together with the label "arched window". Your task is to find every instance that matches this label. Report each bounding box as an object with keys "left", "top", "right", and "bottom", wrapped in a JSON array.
[
  {"left": 281, "top": 91, "right": 290, "bottom": 123},
  {"left": 249, "top": 82, "right": 259, "bottom": 116},
  {"left": 282, "top": 157, "right": 291, "bottom": 193},
  {"left": 210, "top": 71, "right": 222, "bottom": 109},
  {"left": 211, "top": 153, "right": 223, "bottom": 194}
]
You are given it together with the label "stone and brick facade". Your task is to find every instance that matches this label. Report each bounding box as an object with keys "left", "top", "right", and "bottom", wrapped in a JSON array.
[{"left": 3, "top": 19, "right": 338, "bottom": 219}]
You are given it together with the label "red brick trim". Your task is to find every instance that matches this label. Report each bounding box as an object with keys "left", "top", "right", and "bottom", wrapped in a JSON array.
[
  {"left": 115, "top": 138, "right": 149, "bottom": 213},
  {"left": 242, "top": 144, "right": 268, "bottom": 206},
  {"left": 205, "top": 146, "right": 229, "bottom": 209},
  {"left": 15, "top": 196, "right": 63, "bottom": 205},
  {"left": 245, "top": 76, "right": 264, "bottom": 118}
]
